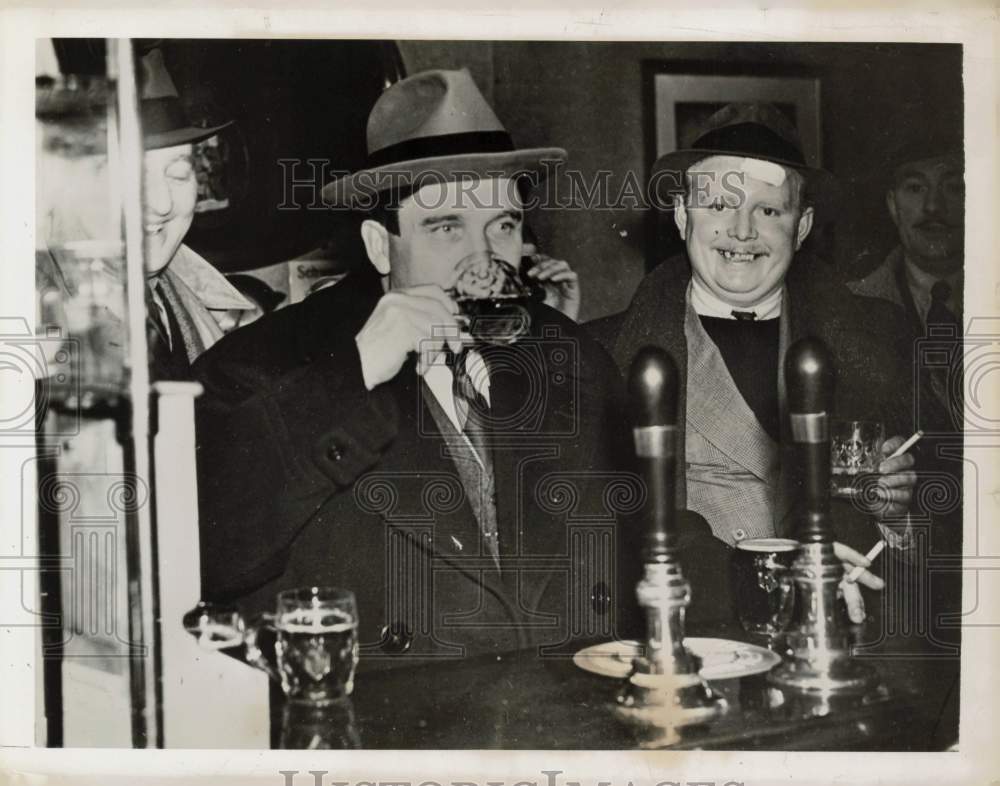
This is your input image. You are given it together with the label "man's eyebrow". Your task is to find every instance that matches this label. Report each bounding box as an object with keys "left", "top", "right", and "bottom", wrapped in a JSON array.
[
  {"left": 419, "top": 214, "right": 462, "bottom": 227},
  {"left": 896, "top": 167, "right": 928, "bottom": 183},
  {"left": 498, "top": 209, "right": 524, "bottom": 222}
]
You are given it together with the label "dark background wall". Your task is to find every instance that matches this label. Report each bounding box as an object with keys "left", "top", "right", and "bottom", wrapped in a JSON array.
[{"left": 400, "top": 41, "right": 963, "bottom": 321}]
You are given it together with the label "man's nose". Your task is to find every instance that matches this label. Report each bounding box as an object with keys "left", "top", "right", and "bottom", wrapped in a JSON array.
[
  {"left": 143, "top": 174, "right": 173, "bottom": 218},
  {"left": 728, "top": 207, "right": 758, "bottom": 241},
  {"left": 924, "top": 182, "right": 946, "bottom": 217},
  {"left": 469, "top": 226, "right": 496, "bottom": 258}
]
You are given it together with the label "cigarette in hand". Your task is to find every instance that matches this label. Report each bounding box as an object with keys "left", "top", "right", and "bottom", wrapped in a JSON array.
[
  {"left": 888, "top": 430, "right": 924, "bottom": 460},
  {"left": 847, "top": 540, "right": 886, "bottom": 583}
]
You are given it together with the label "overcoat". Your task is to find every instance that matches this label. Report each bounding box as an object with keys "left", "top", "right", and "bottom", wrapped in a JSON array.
[{"left": 193, "top": 271, "right": 735, "bottom": 671}]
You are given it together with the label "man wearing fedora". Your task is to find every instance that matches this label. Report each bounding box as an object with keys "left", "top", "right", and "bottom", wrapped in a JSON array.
[
  {"left": 37, "top": 45, "right": 253, "bottom": 381},
  {"left": 589, "top": 103, "right": 921, "bottom": 622},
  {"left": 135, "top": 47, "right": 254, "bottom": 378},
  {"left": 192, "top": 68, "right": 737, "bottom": 668},
  {"left": 848, "top": 131, "right": 964, "bottom": 423},
  {"left": 847, "top": 131, "right": 965, "bottom": 660}
]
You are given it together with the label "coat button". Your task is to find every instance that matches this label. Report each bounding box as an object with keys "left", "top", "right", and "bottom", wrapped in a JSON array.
[
  {"left": 379, "top": 622, "right": 412, "bottom": 654},
  {"left": 327, "top": 443, "right": 344, "bottom": 462},
  {"left": 590, "top": 581, "right": 612, "bottom": 615}
]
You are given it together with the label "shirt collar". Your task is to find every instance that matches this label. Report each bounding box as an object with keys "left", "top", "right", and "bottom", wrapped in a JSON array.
[
  {"left": 690, "top": 276, "right": 783, "bottom": 320},
  {"left": 154, "top": 244, "right": 254, "bottom": 311}
]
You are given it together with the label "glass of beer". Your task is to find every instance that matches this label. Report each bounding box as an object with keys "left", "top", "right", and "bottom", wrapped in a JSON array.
[
  {"left": 268, "top": 586, "right": 360, "bottom": 705},
  {"left": 830, "top": 420, "right": 885, "bottom": 499},
  {"left": 449, "top": 251, "right": 537, "bottom": 345},
  {"left": 731, "top": 538, "right": 798, "bottom": 637}
]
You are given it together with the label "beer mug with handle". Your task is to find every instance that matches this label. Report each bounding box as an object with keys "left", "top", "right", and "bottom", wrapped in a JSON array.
[
  {"left": 731, "top": 538, "right": 797, "bottom": 637},
  {"left": 184, "top": 586, "right": 359, "bottom": 705}
]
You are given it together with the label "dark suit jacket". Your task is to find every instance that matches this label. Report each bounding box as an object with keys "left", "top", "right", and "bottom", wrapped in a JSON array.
[
  {"left": 193, "top": 272, "right": 737, "bottom": 669},
  {"left": 847, "top": 249, "right": 963, "bottom": 656}
]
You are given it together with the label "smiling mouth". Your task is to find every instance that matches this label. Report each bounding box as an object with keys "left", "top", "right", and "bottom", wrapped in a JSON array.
[
  {"left": 716, "top": 249, "right": 766, "bottom": 262},
  {"left": 144, "top": 224, "right": 165, "bottom": 236}
]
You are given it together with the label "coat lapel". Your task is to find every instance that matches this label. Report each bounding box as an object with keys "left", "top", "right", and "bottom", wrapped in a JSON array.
[
  {"left": 608, "top": 259, "right": 692, "bottom": 505},
  {"left": 684, "top": 289, "right": 778, "bottom": 482}
]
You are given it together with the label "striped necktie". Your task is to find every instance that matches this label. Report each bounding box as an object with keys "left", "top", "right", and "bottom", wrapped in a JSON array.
[{"left": 445, "top": 348, "right": 500, "bottom": 563}]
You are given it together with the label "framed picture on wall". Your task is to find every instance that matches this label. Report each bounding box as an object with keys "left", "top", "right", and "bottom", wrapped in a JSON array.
[{"left": 650, "top": 71, "right": 822, "bottom": 165}]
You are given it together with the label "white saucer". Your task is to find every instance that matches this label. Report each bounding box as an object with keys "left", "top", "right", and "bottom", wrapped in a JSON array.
[{"left": 573, "top": 637, "right": 781, "bottom": 681}]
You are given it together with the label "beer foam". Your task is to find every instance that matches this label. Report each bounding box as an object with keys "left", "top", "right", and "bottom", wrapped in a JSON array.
[
  {"left": 735, "top": 537, "right": 799, "bottom": 553},
  {"left": 278, "top": 607, "right": 357, "bottom": 634}
]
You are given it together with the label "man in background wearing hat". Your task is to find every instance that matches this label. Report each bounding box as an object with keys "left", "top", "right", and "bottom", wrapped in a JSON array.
[
  {"left": 192, "top": 69, "right": 735, "bottom": 668},
  {"left": 589, "top": 103, "right": 920, "bottom": 622},
  {"left": 37, "top": 46, "right": 253, "bottom": 380},
  {"left": 134, "top": 48, "right": 254, "bottom": 378},
  {"left": 36, "top": 45, "right": 253, "bottom": 381},
  {"left": 847, "top": 135, "right": 965, "bottom": 658},
  {"left": 848, "top": 138, "right": 964, "bottom": 421}
]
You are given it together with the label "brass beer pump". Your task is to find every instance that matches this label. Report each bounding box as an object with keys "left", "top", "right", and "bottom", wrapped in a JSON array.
[
  {"left": 616, "top": 347, "right": 726, "bottom": 743},
  {"left": 768, "top": 338, "right": 877, "bottom": 694}
]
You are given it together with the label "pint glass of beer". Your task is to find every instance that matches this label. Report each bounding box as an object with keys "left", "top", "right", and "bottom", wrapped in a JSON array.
[
  {"left": 272, "top": 586, "right": 359, "bottom": 705},
  {"left": 731, "top": 538, "right": 797, "bottom": 636}
]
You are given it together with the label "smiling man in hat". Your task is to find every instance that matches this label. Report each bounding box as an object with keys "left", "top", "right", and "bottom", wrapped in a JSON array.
[
  {"left": 191, "top": 69, "right": 709, "bottom": 666},
  {"left": 589, "top": 103, "right": 921, "bottom": 622},
  {"left": 136, "top": 48, "right": 254, "bottom": 378},
  {"left": 36, "top": 45, "right": 253, "bottom": 380}
]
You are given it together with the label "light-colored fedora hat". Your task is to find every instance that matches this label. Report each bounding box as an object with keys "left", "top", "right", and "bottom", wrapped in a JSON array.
[{"left": 322, "top": 68, "right": 566, "bottom": 208}]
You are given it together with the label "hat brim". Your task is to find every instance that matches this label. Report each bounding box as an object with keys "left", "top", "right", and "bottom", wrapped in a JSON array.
[
  {"left": 144, "top": 120, "right": 233, "bottom": 150},
  {"left": 322, "top": 147, "right": 567, "bottom": 208},
  {"left": 650, "top": 148, "right": 840, "bottom": 218}
]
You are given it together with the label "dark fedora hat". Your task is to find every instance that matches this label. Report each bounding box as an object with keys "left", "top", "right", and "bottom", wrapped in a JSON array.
[
  {"left": 322, "top": 69, "right": 566, "bottom": 208},
  {"left": 882, "top": 119, "right": 963, "bottom": 182},
  {"left": 139, "top": 48, "right": 231, "bottom": 150},
  {"left": 650, "top": 102, "right": 838, "bottom": 215}
]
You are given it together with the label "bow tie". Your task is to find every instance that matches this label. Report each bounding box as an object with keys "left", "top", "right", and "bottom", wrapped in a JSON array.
[{"left": 731, "top": 310, "right": 758, "bottom": 321}]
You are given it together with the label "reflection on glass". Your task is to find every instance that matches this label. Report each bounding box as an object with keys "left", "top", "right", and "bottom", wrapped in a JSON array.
[
  {"left": 279, "top": 698, "right": 362, "bottom": 749},
  {"left": 37, "top": 66, "right": 129, "bottom": 413}
]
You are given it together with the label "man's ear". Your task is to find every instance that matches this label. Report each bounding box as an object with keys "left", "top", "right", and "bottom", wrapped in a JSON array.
[
  {"left": 673, "top": 195, "right": 689, "bottom": 239},
  {"left": 794, "top": 206, "right": 815, "bottom": 251},
  {"left": 360, "top": 219, "right": 392, "bottom": 277}
]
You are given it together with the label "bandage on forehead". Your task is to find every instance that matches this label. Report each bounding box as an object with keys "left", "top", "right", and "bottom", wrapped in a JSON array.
[{"left": 737, "top": 157, "right": 787, "bottom": 187}]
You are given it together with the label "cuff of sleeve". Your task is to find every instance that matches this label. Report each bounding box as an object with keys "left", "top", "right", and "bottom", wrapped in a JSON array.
[{"left": 876, "top": 517, "right": 916, "bottom": 551}]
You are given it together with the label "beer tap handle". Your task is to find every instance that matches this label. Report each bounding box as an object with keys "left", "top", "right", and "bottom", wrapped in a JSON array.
[
  {"left": 785, "top": 338, "right": 835, "bottom": 542},
  {"left": 627, "top": 346, "right": 679, "bottom": 562},
  {"left": 770, "top": 338, "right": 878, "bottom": 695}
]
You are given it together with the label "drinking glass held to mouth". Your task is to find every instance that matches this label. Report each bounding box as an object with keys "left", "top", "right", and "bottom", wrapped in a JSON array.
[{"left": 447, "top": 251, "right": 538, "bottom": 345}]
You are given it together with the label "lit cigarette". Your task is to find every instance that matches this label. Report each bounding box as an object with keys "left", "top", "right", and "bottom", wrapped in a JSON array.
[
  {"left": 888, "top": 430, "right": 924, "bottom": 460},
  {"left": 847, "top": 540, "right": 886, "bottom": 583}
]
